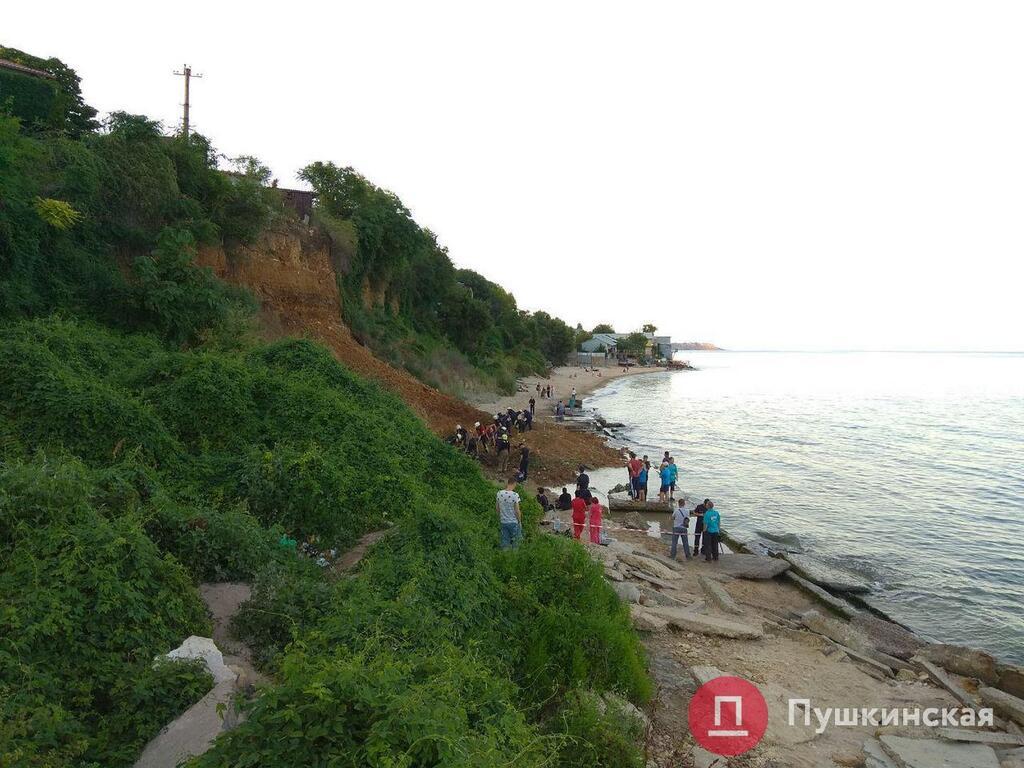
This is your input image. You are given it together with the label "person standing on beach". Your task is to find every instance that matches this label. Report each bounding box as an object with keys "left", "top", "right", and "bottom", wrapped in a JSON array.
[
  {"left": 703, "top": 501, "right": 721, "bottom": 561},
  {"left": 627, "top": 452, "right": 643, "bottom": 498},
  {"left": 667, "top": 457, "right": 678, "bottom": 500},
  {"left": 637, "top": 459, "right": 649, "bottom": 502},
  {"left": 496, "top": 477, "right": 522, "bottom": 549},
  {"left": 575, "top": 465, "right": 590, "bottom": 495},
  {"left": 555, "top": 401, "right": 565, "bottom": 421},
  {"left": 588, "top": 495, "right": 603, "bottom": 544},
  {"left": 670, "top": 497, "right": 691, "bottom": 560},
  {"left": 692, "top": 499, "right": 707, "bottom": 556},
  {"left": 496, "top": 428, "right": 511, "bottom": 472},
  {"left": 571, "top": 491, "right": 587, "bottom": 539},
  {"left": 658, "top": 461, "right": 672, "bottom": 503},
  {"left": 529, "top": 396, "right": 536, "bottom": 415}
]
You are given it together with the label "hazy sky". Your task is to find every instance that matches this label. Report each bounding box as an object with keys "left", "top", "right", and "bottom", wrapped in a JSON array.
[{"left": 6, "top": 2, "right": 1023, "bottom": 350}]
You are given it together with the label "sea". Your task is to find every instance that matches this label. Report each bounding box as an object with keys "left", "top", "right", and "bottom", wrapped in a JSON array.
[{"left": 586, "top": 351, "right": 1024, "bottom": 664}]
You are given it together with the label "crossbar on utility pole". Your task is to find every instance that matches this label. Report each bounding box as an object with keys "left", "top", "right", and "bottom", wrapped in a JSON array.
[{"left": 173, "top": 64, "right": 203, "bottom": 137}]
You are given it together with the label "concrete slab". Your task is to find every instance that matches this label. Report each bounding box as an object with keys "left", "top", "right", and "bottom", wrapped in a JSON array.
[
  {"left": 980, "top": 687, "right": 1024, "bottom": 727},
  {"left": 698, "top": 575, "right": 744, "bottom": 615},
  {"left": 645, "top": 606, "right": 763, "bottom": 639},
  {"left": 879, "top": 734, "right": 999, "bottom": 768},
  {"left": 783, "top": 553, "right": 870, "bottom": 593}
]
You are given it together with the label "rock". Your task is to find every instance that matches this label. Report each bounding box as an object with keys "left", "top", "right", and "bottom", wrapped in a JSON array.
[
  {"left": 630, "top": 605, "right": 669, "bottom": 632},
  {"left": 980, "top": 687, "right": 1024, "bottom": 727},
  {"left": 753, "top": 530, "right": 805, "bottom": 553},
  {"left": 612, "top": 581, "right": 642, "bottom": 604},
  {"left": 783, "top": 571, "right": 859, "bottom": 619},
  {"left": 711, "top": 553, "right": 790, "bottom": 580},
  {"left": 936, "top": 728, "right": 1024, "bottom": 747},
  {"left": 161, "top": 636, "right": 236, "bottom": 684},
  {"left": 690, "top": 745, "right": 728, "bottom": 768},
  {"left": 618, "top": 553, "right": 682, "bottom": 581},
  {"left": 999, "top": 666, "right": 1024, "bottom": 701},
  {"left": 851, "top": 614, "right": 924, "bottom": 661},
  {"left": 604, "top": 567, "right": 625, "bottom": 582},
  {"left": 760, "top": 681, "right": 818, "bottom": 746},
  {"left": 601, "top": 692, "right": 650, "bottom": 731},
  {"left": 698, "top": 575, "right": 743, "bottom": 615},
  {"left": 690, "top": 665, "right": 726, "bottom": 686},
  {"left": 920, "top": 644, "right": 999, "bottom": 686},
  {"left": 640, "top": 586, "right": 698, "bottom": 610},
  {"left": 864, "top": 737, "right": 899, "bottom": 768},
  {"left": 801, "top": 611, "right": 910, "bottom": 671},
  {"left": 645, "top": 606, "right": 763, "bottom": 639},
  {"left": 878, "top": 734, "right": 1000, "bottom": 768},
  {"left": 896, "top": 669, "right": 918, "bottom": 682},
  {"left": 621, "top": 511, "right": 646, "bottom": 530},
  {"left": 783, "top": 553, "right": 870, "bottom": 593},
  {"left": 832, "top": 750, "right": 867, "bottom": 767},
  {"left": 630, "top": 570, "right": 676, "bottom": 590},
  {"left": 915, "top": 657, "right": 979, "bottom": 707}
]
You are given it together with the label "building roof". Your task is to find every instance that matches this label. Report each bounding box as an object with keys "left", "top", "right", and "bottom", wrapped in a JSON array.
[{"left": 0, "top": 58, "right": 55, "bottom": 80}]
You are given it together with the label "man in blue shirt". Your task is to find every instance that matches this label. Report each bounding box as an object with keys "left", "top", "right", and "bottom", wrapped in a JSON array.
[
  {"left": 703, "top": 500, "right": 721, "bottom": 561},
  {"left": 667, "top": 457, "right": 679, "bottom": 500}
]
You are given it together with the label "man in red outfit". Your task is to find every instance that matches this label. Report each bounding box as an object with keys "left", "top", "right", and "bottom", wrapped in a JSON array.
[{"left": 571, "top": 491, "right": 587, "bottom": 539}]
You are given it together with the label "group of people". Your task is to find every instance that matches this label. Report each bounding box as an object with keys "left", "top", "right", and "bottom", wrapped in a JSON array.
[
  {"left": 534, "top": 382, "right": 554, "bottom": 399},
  {"left": 534, "top": 464, "right": 603, "bottom": 544},
  {"left": 451, "top": 401, "right": 538, "bottom": 478},
  {"left": 625, "top": 451, "right": 679, "bottom": 503},
  {"left": 667, "top": 497, "right": 722, "bottom": 561}
]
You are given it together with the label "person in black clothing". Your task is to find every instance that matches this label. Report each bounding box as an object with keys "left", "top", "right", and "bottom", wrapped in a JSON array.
[
  {"left": 517, "top": 446, "right": 530, "bottom": 481},
  {"left": 496, "top": 429, "right": 511, "bottom": 472},
  {"left": 529, "top": 397, "right": 536, "bottom": 415},
  {"left": 556, "top": 487, "right": 573, "bottom": 510},
  {"left": 575, "top": 465, "right": 590, "bottom": 494},
  {"left": 692, "top": 498, "right": 709, "bottom": 556},
  {"left": 524, "top": 409, "right": 533, "bottom": 431},
  {"left": 535, "top": 487, "right": 553, "bottom": 511}
]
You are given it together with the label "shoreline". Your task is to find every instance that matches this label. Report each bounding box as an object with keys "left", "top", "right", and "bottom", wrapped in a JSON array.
[
  {"left": 469, "top": 362, "right": 669, "bottom": 418},
  {"left": 531, "top": 366, "right": 1024, "bottom": 765}
]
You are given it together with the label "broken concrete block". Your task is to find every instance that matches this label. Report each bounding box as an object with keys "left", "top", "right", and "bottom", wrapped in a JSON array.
[
  {"left": 629, "top": 605, "right": 669, "bottom": 632},
  {"left": 980, "top": 687, "right": 1024, "bottom": 727},
  {"left": 645, "top": 606, "right": 762, "bottom": 639},
  {"left": 878, "top": 734, "right": 999, "bottom": 768},
  {"left": 698, "top": 575, "right": 743, "bottom": 615},
  {"left": 162, "top": 636, "right": 236, "bottom": 684}
]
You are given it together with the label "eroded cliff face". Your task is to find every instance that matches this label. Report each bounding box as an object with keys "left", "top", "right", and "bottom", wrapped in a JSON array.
[
  {"left": 197, "top": 221, "right": 340, "bottom": 322},
  {"left": 194, "top": 220, "right": 487, "bottom": 435}
]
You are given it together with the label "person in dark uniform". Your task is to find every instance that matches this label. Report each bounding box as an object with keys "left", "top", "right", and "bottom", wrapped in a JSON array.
[
  {"left": 556, "top": 487, "right": 573, "bottom": 510},
  {"left": 692, "top": 499, "right": 708, "bottom": 557}
]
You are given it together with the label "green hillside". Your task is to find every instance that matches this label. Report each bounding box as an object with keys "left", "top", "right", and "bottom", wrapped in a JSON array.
[{"left": 0, "top": 49, "right": 649, "bottom": 767}]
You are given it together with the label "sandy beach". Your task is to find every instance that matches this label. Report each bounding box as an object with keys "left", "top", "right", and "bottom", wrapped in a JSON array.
[{"left": 470, "top": 363, "right": 661, "bottom": 417}]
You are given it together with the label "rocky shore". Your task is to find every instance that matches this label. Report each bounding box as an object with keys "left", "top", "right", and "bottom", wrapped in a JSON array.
[{"left": 539, "top": 516, "right": 1024, "bottom": 767}]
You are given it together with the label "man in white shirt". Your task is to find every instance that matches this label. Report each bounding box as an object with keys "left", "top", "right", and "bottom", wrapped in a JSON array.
[
  {"left": 669, "top": 497, "right": 691, "bottom": 559},
  {"left": 496, "top": 477, "right": 523, "bottom": 549}
]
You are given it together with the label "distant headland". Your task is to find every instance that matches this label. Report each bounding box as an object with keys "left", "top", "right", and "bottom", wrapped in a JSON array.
[{"left": 671, "top": 342, "right": 723, "bottom": 351}]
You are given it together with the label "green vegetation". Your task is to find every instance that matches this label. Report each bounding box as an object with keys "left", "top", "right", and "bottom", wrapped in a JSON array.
[
  {"left": 302, "top": 163, "right": 577, "bottom": 394},
  {"left": 0, "top": 48, "right": 650, "bottom": 768}
]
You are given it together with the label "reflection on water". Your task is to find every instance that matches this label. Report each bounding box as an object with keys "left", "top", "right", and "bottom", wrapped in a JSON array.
[{"left": 587, "top": 351, "right": 1024, "bottom": 663}]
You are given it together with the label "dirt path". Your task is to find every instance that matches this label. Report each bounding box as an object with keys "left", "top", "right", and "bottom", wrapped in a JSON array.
[{"left": 199, "top": 582, "right": 267, "bottom": 688}]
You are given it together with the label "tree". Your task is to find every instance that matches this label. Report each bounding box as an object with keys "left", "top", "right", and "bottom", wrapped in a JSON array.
[
  {"left": 641, "top": 323, "right": 657, "bottom": 334},
  {"left": 592, "top": 323, "right": 615, "bottom": 334},
  {"left": 619, "top": 332, "right": 650, "bottom": 357}
]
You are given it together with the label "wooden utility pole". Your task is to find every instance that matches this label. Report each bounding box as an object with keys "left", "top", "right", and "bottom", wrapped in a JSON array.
[{"left": 172, "top": 64, "right": 202, "bottom": 137}]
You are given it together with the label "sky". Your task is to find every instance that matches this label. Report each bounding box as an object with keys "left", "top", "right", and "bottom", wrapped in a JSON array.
[{"left": 5, "top": 2, "right": 1023, "bottom": 350}]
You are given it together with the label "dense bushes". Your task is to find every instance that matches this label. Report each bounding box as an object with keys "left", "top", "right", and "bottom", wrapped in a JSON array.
[{"left": 0, "top": 457, "right": 212, "bottom": 767}]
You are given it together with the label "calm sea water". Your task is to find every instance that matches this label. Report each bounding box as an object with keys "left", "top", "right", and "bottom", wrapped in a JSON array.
[{"left": 587, "top": 351, "right": 1024, "bottom": 663}]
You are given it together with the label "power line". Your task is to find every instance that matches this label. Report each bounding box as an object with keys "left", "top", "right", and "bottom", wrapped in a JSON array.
[{"left": 172, "top": 64, "right": 203, "bottom": 137}]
